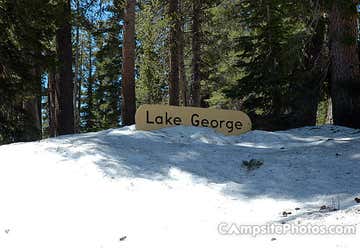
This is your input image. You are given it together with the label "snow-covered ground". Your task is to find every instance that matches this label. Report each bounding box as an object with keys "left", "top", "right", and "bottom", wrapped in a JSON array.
[{"left": 0, "top": 125, "right": 360, "bottom": 247}]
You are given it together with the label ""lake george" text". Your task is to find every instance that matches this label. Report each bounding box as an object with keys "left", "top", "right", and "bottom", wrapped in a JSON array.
[{"left": 146, "top": 111, "right": 243, "bottom": 133}]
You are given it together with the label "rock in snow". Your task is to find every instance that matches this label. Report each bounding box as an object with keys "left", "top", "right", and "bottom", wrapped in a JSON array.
[{"left": 0, "top": 125, "right": 359, "bottom": 247}]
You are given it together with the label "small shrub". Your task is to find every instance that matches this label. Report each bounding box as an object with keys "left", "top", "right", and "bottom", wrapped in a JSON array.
[{"left": 242, "top": 159, "right": 264, "bottom": 171}]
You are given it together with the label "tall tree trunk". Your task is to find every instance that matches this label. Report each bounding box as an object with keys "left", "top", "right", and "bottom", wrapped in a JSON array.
[
  {"left": 85, "top": 33, "right": 94, "bottom": 130},
  {"left": 48, "top": 71, "right": 58, "bottom": 137},
  {"left": 190, "top": 0, "right": 201, "bottom": 107},
  {"left": 74, "top": 0, "right": 80, "bottom": 133},
  {"left": 168, "top": 0, "right": 180, "bottom": 106},
  {"left": 55, "top": 0, "right": 74, "bottom": 135},
  {"left": 77, "top": 39, "right": 83, "bottom": 130},
  {"left": 121, "top": 0, "right": 136, "bottom": 125},
  {"left": 178, "top": 0, "right": 187, "bottom": 106},
  {"left": 329, "top": 0, "right": 360, "bottom": 127}
]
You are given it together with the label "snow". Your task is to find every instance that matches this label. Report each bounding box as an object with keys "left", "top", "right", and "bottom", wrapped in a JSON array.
[{"left": 0, "top": 124, "right": 360, "bottom": 247}]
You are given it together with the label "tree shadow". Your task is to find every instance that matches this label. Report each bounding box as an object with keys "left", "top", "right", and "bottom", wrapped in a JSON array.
[{"left": 44, "top": 125, "right": 360, "bottom": 203}]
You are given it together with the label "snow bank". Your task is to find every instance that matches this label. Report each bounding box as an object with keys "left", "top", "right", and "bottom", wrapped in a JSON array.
[{"left": 0, "top": 125, "right": 359, "bottom": 247}]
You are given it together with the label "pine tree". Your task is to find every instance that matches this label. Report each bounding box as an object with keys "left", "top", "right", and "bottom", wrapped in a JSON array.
[
  {"left": 215, "top": 0, "right": 326, "bottom": 129},
  {"left": 93, "top": 2, "right": 122, "bottom": 129},
  {"left": 136, "top": 0, "right": 169, "bottom": 105},
  {"left": 0, "top": 0, "right": 57, "bottom": 143}
]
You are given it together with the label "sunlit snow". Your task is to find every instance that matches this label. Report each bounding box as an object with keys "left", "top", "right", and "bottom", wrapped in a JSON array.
[{"left": 0, "top": 125, "right": 359, "bottom": 247}]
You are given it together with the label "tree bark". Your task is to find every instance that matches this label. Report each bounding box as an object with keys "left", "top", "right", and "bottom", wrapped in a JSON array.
[
  {"left": 74, "top": 0, "right": 80, "bottom": 133},
  {"left": 48, "top": 71, "right": 58, "bottom": 137},
  {"left": 326, "top": 97, "right": 333, "bottom": 124},
  {"left": 329, "top": 1, "right": 360, "bottom": 127},
  {"left": 121, "top": 0, "right": 136, "bottom": 125},
  {"left": 78, "top": 38, "right": 84, "bottom": 130},
  {"left": 168, "top": 0, "right": 180, "bottom": 106},
  {"left": 178, "top": 0, "right": 187, "bottom": 106},
  {"left": 85, "top": 33, "right": 95, "bottom": 130},
  {"left": 190, "top": 0, "right": 201, "bottom": 107},
  {"left": 55, "top": 0, "right": 74, "bottom": 135}
]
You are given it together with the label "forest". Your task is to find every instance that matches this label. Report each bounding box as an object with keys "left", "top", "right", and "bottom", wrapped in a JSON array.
[{"left": 0, "top": 0, "right": 359, "bottom": 144}]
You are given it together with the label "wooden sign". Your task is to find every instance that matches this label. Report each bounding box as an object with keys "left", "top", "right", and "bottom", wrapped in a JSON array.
[{"left": 135, "top": 104, "right": 251, "bottom": 136}]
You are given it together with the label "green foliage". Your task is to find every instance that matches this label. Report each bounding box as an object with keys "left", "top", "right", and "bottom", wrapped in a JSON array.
[
  {"left": 0, "top": 0, "right": 57, "bottom": 144},
  {"left": 93, "top": 5, "right": 123, "bottom": 129},
  {"left": 224, "top": 1, "right": 311, "bottom": 114},
  {"left": 136, "top": 0, "right": 169, "bottom": 105},
  {"left": 73, "top": 1, "right": 123, "bottom": 132},
  {"left": 1, "top": 0, "right": 358, "bottom": 143}
]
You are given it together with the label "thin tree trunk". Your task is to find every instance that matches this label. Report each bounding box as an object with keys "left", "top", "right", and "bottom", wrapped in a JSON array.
[
  {"left": 178, "top": 0, "right": 187, "bottom": 106},
  {"left": 168, "top": 0, "right": 180, "bottom": 106},
  {"left": 74, "top": 0, "right": 80, "bottom": 133},
  {"left": 326, "top": 97, "right": 333, "bottom": 124},
  {"left": 121, "top": 0, "right": 136, "bottom": 125},
  {"left": 329, "top": 1, "right": 360, "bottom": 127},
  {"left": 77, "top": 38, "right": 84, "bottom": 130},
  {"left": 190, "top": 0, "right": 201, "bottom": 107},
  {"left": 85, "top": 33, "right": 94, "bottom": 130},
  {"left": 55, "top": 0, "right": 74, "bottom": 135},
  {"left": 48, "top": 71, "right": 58, "bottom": 137}
]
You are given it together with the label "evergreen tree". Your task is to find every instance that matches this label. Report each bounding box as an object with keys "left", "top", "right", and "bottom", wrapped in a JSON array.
[
  {"left": 2, "top": 0, "right": 360, "bottom": 143},
  {"left": 215, "top": 0, "right": 327, "bottom": 129},
  {"left": 93, "top": 3, "right": 123, "bottom": 129},
  {"left": 0, "top": 0, "right": 57, "bottom": 143},
  {"left": 136, "top": 0, "right": 169, "bottom": 105}
]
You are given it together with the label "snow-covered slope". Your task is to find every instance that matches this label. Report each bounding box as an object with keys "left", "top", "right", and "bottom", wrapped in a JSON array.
[{"left": 0, "top": 125, "right": 360, "bottom": 247}]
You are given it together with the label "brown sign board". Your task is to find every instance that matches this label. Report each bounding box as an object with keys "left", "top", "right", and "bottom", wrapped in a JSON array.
[{"left": 135, "top": 104, "right": 252, "bottom": 136}]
